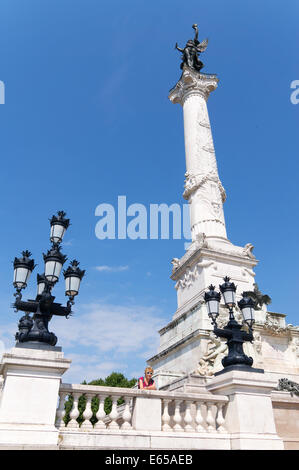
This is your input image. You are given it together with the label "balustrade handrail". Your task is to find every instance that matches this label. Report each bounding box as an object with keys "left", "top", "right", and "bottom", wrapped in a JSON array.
[{"left": 59, "top": 382, "right": 229, "bottom": 403}]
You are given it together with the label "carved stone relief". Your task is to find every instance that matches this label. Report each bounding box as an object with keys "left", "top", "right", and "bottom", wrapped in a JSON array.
[
  {"left": 175, "top": 260, "right": 214, "bottom": 290},
  {"left": 197, "top": 332, "right": 227, "bottom": 376}
]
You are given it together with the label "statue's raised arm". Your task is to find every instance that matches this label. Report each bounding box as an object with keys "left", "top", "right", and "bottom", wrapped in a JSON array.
[{"left": 192, "top": 23, "right": 199, "bottom": 44}]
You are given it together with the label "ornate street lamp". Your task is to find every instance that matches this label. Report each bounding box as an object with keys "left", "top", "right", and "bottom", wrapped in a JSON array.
[
  {"left": 63, "top": 260, "right": 85, "bottom": 305},
  {"left": 12, "top": 211, "right": 85, "bottom": 347},
  {"left": 204, "top": 285, "right": 221, "bottom": 325},
  {"left": 13, "top": 250, "right": 36, "bottom": 295},
  {"left": 49, "top": 210, "right": 70, "bottom": 245},
  {"left": 238, "top": 293, "right": 256, "bottom": 329},
  {"left": 219, "top": 276, "right": 236, "bottom": 313},
  {"left": 43, "top": 245, "right": 67, "bottom": 284},
  {"left": 204, "top": 277, "right": 256, "bottom": 370}
]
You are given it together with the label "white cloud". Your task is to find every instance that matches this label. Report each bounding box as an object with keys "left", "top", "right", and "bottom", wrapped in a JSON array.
[
  {"left": 95, "top": 265, "right": 129, "bottom": 272},
  {"left": 50, "top": 301, "right": 165, "bottom": 383},
  {"left": 62, "top": 239, "right": 74, "bottom": 247},
  {"left": 52, "top": 302, "right": 163, "bottom": 354}
]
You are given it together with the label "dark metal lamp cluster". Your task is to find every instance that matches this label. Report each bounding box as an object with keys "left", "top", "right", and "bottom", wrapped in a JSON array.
[
  {"left": 12, "top": 211, "right": 85, "bottom": 346},
  {"left": 204, "top": 277, "right": 256, "bottom": 369}
]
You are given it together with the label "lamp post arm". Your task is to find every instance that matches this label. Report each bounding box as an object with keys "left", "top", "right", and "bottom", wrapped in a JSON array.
[
  {"left": 14, "top": 299, "right": 39, "bottom": 313},
  {"left": 49, "top": 302, "right": 72, "bottom": 317},
  {"left": 242, "top": 329, "right": 254, "bottom": 343},
  {"left": 213, "top": 326, "right": 232, "bottom": 340}
]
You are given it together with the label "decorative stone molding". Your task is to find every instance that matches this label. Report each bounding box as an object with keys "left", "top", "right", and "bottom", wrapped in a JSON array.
[
  {"left": 289, "top": 337, "right": 299, "bottom": 359},
  {"left": 183, "top": 171, "right": 226, "bottom": 201},
  {"left": 262, "top": 313, "right": 292, "bottom": 336}
]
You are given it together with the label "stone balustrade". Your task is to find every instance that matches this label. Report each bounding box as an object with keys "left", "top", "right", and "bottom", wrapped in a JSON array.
[{"left": 56, "top": 383, "right": 229, "bottom": 434}]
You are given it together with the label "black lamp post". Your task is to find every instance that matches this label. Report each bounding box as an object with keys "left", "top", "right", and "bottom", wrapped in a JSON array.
[
  {"left": 204, "top": 277, "right": 256, "bottom": 371},
  {"left": 12, "top": 211, "right": 85, "bottom": 347}
]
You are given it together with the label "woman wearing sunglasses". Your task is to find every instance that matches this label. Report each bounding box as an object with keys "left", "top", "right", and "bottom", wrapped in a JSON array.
[{"left": 138, "top": 366, "right": 156, "bottom": 390}]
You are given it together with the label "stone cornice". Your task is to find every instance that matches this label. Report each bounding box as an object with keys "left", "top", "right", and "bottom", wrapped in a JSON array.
[
  {"left": 148, "top": 328, "right": 209, "bottom": 363},
  {"left": 158, "top": 302, "right": 203, "bottom": 336},
  {"left": 171, "top": 245, "right": 258, "bottom": 281}
]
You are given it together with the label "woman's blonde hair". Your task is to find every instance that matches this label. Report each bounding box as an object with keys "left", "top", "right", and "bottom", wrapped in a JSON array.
[{"left": 144, "top": 366, "right": 154, "bottom": 375}]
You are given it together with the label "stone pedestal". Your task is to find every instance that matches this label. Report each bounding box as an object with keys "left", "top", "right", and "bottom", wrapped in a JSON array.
[
  {"left": 132, "top": 395, "right": 162, "bottom": 431},
  {"left": 207, "top": 367, "right": 284, "bottom": 449},
  {"left": 0, "top": 342, "right": 71, "bottom": 448}
]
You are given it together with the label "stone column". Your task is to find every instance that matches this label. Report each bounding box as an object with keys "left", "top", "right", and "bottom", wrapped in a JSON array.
[
  {"left": 0, "top": 343, "right": 71, "bottom": 448},
  {"left": 169, "top": 66, "right": 227, "bottom": 242}
]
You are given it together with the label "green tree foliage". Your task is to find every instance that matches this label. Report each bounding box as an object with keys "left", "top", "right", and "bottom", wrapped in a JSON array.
[{"left": 63, "top": 372, "right": 137, "bottom": 426}]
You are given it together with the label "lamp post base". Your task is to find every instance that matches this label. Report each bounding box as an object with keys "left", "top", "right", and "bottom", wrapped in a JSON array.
[
  {"left": 215, "top": 364, "right": 265, "bottom": 376},
  {"left": 222, "top": 352, "right": 253, "bottom": 368}
]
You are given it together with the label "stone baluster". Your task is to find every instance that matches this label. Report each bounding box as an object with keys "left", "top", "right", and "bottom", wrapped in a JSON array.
[
  {"left": 216, "top": 402, "right": 226, "bottom": 433},
  {"left": 55, "top": 391, "right": 67, "bottom": 428},
  {"left": 184, "top": 400, "right": 194, "bottom": 432},
  {"left": 205, "top": 402, "right": 215, "bottom": 432},
  {"left": 173, "top": 399, "right": 183, "bottom": 431},
  {"left": 81, "top": 394, "right": 94, "bottom": 430},
  {"left": 121, "top": 396, "right": 132, "bottom": 430},
  {"left": 194, "top": 400, "right": 205, "bottom": 432},
  {"left": 108, "top": 395, "right": 120, "bottom": 430},
  {"left": 68, "top": 392, "right": 81, "bottom": 429},
  {"left": 95, "top": 394, "right": 108, "bottom": 430},
  {"left": 162, "top": 399, "right": 172, "bottom": 432}
]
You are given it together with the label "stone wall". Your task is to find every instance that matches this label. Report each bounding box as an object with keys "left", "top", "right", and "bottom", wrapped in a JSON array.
[{"left": 272, "top": 391, "right": 299, "bottom": 450}]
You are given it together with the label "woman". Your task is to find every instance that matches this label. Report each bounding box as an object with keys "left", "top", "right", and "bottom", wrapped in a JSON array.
[{"left": 138, "top": 367, "right": 156, "bottom": 390}]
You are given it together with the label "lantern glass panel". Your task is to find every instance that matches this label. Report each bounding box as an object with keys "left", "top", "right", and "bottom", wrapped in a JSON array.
[
  {"left": 241, "top": 306, "right": 255, "bottom": 325},
  {"left": 65, "top": 276, "right": 81, "bottom": 297},
  {"left": 37, "top": 281, "right": 46, "bottom": 296},
  {"left": 14, "top": 267, "right": 31, "bottom": 289},
  {"left": 50, "top": 224, "right": 66, "bottom": 244},
  {"left": 206, "top": 299, "right": 220, "bottom": 317},
  {"left": 222, "top": 289, "right": 235, "bottom": 306},
  {"left": 45, "top": 260, "right": 63, "bottom": 283}
]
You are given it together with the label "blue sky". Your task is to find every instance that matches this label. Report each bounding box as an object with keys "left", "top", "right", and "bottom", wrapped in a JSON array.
[{"left": 0, "top": 0, "right": 298, "bottom": 383}]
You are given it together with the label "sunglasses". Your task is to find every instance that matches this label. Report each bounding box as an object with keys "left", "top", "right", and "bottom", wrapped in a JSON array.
[{"left": 146, "top": 372, "right": 153, "bottom": 375}]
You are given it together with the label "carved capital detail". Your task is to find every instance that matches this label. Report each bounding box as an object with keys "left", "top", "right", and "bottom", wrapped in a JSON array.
[{"left": 169, "top": 66, "right": 219, "bottom": 105}]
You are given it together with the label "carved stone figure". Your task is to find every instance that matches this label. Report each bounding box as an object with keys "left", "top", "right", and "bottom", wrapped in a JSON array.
[
  {"left": 278, "top": 378, "right": 299, "bottom": 397},
  {"left": 242, "top": 243, "right": 256, "bottom": 259},
  {"left": 171, "top": 258, "right": 180, "bottom": 273},
  {"left": 195, "top": 232, "right": 207, "bottom": 248},
  {"left": 175, "top": 24, "right": 208, "bottom": 72},
  {"left": 197, "top": 334, "right": 227, "bottom": 376}
]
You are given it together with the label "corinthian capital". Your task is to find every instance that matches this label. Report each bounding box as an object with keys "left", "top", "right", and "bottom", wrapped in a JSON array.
[{"left": 169, "top": 66, "right": 219, "bottom": 105}]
